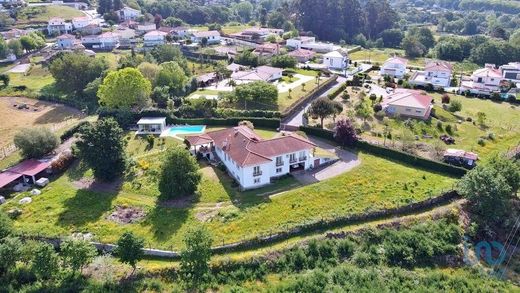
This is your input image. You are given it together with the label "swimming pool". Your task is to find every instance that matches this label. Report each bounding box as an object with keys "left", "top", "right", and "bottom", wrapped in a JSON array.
[{"left": 163, "top": 125, "right": 206, "bottom": 137}]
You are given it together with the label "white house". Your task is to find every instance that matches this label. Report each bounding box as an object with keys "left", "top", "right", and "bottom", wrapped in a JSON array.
[
  {"left": 459, "top": 64, "right": 503, "bottom": 96},
  {"left": 191, "top": 30, "right": 221, "bottom": 44},
  {"left": 231, "top": 65, "right": 283, "bottom": 83},
  {"left": 47, "top": 17, "right": 73, "bottom": 35},
  {"left": 286, "top": 36, "right": 315, "bottom": 49},
  {"left": 56, "top": 34, "right": 76, "bottom": 49},
  {"left": 137, "top": 23, "right": 157, "bottom": 34},
  {"left": 143, "top": 30, "right": 167, "bottom": 47},
  {"left": 380, "top": 57, "right": 408, "bottom": 78},
  {"left": 500, "top": 62, "right": 520, "bottom": 83},
  {"left": 409, "top": 60, "right": 452, "bottom": 89},
  {"left": 172, "top": 26, "right": 189, "bottom": 37},
  {"left": 286, "top": 36, "right": 335, "bottom": 53},
  {"left": 81, "top": 32, "right": 120, "bottom": 50},
  {"left": 72, "top": 17, "right": 90, "bottom": 30},
  {"left": 185, "top": 126, "right": 316, "bottom": 190},
  {"left": 117, "top": 6, "right": 142, "bottom": 21},
  {"left": 382, "top": 89, "right": 433, "bottom": 120},
  {"left": 322, "top": 51, "right": 348, "bottom": 70},
  {"left": 136, "top": 117, "right": 167, "bottom": 135}
]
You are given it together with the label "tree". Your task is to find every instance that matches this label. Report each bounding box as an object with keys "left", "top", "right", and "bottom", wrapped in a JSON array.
[
  {"left": 98, "top": 68, "right": 152, "bottom": 109},
  {"left": 510, "top": 29, "right": 520, "bottom": 48},
  {"left": 401, "top": 35, "right": 427, "bottom": 58},
  {"left": 0, "top": 73, "right": 9, "bottom": 87},
  {"left": 332, "top": 100, "right": 343, "bottom": 122},
  {"left": 380, "top": 29, "right": 404, "bottom": 48},
  {"left": 61, "top": 238, "right": 97, "bottom": 275},
  {"left": 180, "top": 226, "right": 213, "bottom": 290},
  {"left": 159, "top": 146, "right": 201, "bottom": 199},
  {"left": 309, "top": 97, "right": 336, "bottom": 128},
  {"left": 271, "top": 54, "right": 297, "bottom": 68},
  {"left": 233, "top": 1, "right": 254, "bottom": 22},
  {"left": 457, "top": 164, "right": 512, "bottom": 224},
  {"left": 151, "top": 44, "right": 186, "bottom": 65},
  {"left": 14, "top": 127, "right": 59, "bottom": 159},
  {"left": 155, "top": 61, "right": 188, "bottom": 96},
  {"left": 76, "top": 118, "right": 127, "bottom": 181},
  {"left": 487, "top": 155, "right": 520, "bottom": 193},
  {"left": 32, "top": 242, "right": 61, "bottom": 280},
  {"left": 49, "top": 52, "right": 108, "bottom": 96},
  {"left": 334, "top": 119, "right": 357, "bottom": 147},
  {"left": 234, "top": 81, "right": 278, "bottom": 108},
  {"left": 356, "top": 102, "right": 372, "bottom": 122},
  {"left": 7, "top": 39, "right": 23, "bottom": 58},
  {"left": 234, "top": 50, "right": 259, "bottom": 67},
  {"left": 19, "top": 32, "right": 45, "bottom": 52},
  {"left": 115, "top": 232, "right": 144, "bottom": 275},
  {"left": 137, "top": 62, "right": 160, "bottom": 85},
  {"left": 0, "top": 237, "right": 21, "bottom": 273}
]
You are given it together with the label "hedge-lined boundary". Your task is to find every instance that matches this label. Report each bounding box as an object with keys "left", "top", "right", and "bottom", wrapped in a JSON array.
[
  {"left": 327, "top": 82, "right": 347, "bottom": 100},
  {"left": 281, "top": 75, "right": 339, "bottom": 119},
  {"left": 171, "top": 117, "right": 280, "bottom": 129},
  {"left": 299, "top": 126, "right": 467, "bottom": 177}
]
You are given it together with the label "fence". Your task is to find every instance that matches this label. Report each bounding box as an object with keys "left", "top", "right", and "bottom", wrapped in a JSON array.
[{"left": 17, "top": 190, "right": 459, "bottom": 259}]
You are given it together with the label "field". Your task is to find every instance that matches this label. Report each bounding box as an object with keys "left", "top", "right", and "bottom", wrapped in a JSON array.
[
  {"left": 0, "top": 65, "right": 55, "bottom": 98},
  {"left": 1, "top": 123, "right": 457, "bottom": 249},
  {"left": 16, "top": 6, "right": 85, "bottom": 25},
  {"left": 0, "top": 96, "right": 85, "bottom": 149}
]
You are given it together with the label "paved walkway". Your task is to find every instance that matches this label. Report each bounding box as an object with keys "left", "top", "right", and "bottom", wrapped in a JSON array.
[
  {"left": 293, "top": 136, "right": 361, "bottom": 184},
  {"left": 8, "top": 64, "right": 31, "bottom": 74}
]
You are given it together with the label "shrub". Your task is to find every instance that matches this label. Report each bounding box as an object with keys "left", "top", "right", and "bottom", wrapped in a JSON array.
[
  {"left": 373, "top": 104, "right": 383, "bottom": 112},
  {"left": 334, "top": 119, "right": 357, "bottom": 147},
  {"left": 14, "top": 127, "right": 60, "bottom": 159},
  {"left": 441, "top": 94, "right": 450, "bottom": 104},
  {"left": 0, "top": 211, "right": 13, "bottom": 239},
  {"left": 436, "top": 121, "right": 443, "bottom": 130},
  {"left": 448, "top": 100, "right": 462, "bottom": 112},
  {"left": 445, "top": 124, "right": 453, "bottom": 135},
  {"left": 477, "top": 138, "right": 486, "bottom": 146},
  {"left": 60, "top": 121, "right": 91, "bottom": 142},
  {"left": 159, "top": 146, "right": 201, "bottom": 199},
  {"left": 50, "top": 151, "right": 75, "bottom": 173},
  {"left": 487, "top": 132, "right": 495, "bottom": 140}
]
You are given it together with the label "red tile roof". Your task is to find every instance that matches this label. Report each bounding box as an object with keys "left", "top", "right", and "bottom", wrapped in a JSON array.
[
  {"left": 8, "top": 159, "right": 50, "bottom": 177},
  {"left": 186, "top": 126, "right": 316, "bottom": 167},
  {"left": 425, "top": 60, "right": 453, "bottom": 72}
]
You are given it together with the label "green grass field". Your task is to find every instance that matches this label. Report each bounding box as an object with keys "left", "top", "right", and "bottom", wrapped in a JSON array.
[
  {"left": 16, "top": 6, "right": 85, "bottom": 24},
  {"left": 0, "top": 65, "right": 55, "bottom": 98}
]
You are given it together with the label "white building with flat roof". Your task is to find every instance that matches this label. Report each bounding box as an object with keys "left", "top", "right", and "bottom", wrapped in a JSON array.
[
  {"left": 323, "top": 51, "right": 348, "bottom": 70},
  {"left": 136, "top": 117, "right": 167, "bottom": 135}
]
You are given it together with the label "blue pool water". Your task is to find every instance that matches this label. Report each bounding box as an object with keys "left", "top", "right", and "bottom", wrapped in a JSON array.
[{"left": 166, "top": 125, "right": 206, "bottom": 136}]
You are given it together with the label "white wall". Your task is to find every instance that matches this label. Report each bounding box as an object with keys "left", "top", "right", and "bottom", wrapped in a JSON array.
[{"left": 380, "top": 63, "right": 406, "bottom": 78}]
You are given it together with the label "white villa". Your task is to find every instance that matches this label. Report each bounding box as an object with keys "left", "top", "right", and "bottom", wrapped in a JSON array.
[
  {"left": 81, "top": 32, "right": 120, "bottom": 50},
  {"left": 136, "top": 117, "right": 167, "bottom": 135},
  {"left": 286, "top": 36, "right": 335, "bottom": 53},
  {"left": 500, "top": 62, "right": 520, "bottom": 84},
  {"left": 47, "top": 18, "right": 73, "bottom": 35},
  {"left": 72, "top": 17, "right": 91, "bottom": 30},
  {"left": 382, "top": 89, "right": 433, "bottom": 120},
  {"left": 56, "top": 34, "right": 77, "bottom": 49},
  {"left": 231, "top": 65, "right": 283, "bottom": 83},
  {"left": 459, "top": 64, "right": 503, "bottom": 96},
  {"left": 185, "top": 126, "right": 317, "bottom": 190},
  {"left": 322, "top": 51, "right": 348, "bottom": 70},
  {"left": 191, "top": 30, "right": 221, "bottom": 44},
  {"left": 409, "top": 60, "right": 452, "bottom": 89},
  {"left": 380, "top": 57, "right": 408, "bottom": 78},
  {"left": 143, "top": 30, "right": 168, "bottom": 47},
  {"left": 117, "top": 6, "right": 142, "bottom": 21}
]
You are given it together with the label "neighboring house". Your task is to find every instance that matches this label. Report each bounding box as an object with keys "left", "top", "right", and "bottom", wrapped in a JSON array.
[
  {"left": 409, "top": 60, "right": 452, "bottom": 89},
  {"left": 136, "top": 117, "right": 167, "bottom": 135},
  {"left": 137, "top": 23, "right": 156, "bottom": 34},
  {"left": 172, "top": 26, "right": 189, "bottom": 37},
  {"left": 120, "top": 20, "right": 139, "bottom": 29},
  {"left": 459, "top": 64, "right": 503, "bottom": 96},
  {"left": 287, "top": 48, "right": 315, "bottom": 63},
  {"left": 380, "top": 56, "right": 408, "bottom": 78},
  {"left": 322, "top": 50, "right": 348, "bottom": 70},
  {"left": 286, "top": 36, "right": 335, "bottom": 53},
  {"left": 117, "top": 6, "right": 142, "bottom": 21},
  {"left": 227, "top": 63, "right": 244, "bottom": 72},
  {"left": 500, "top": 62, "right": 520, "bottom": 83},
  {"left": 81, "top": 32, "right": 120, "bottom": 50},
  {"left": 231, "top": 65, "right": 283, "bottom": 83},
  {"left": 77, "top": 24, "right": 102, "bottom": 35},
  {"left": 0, "top": 28, "right": 28, "bottom": 40},
  {"left": 196, "top": 72, "right": 217, "bottom": 87},
  {"left": 117, "top": 27, "right": 137, "bottom": 48},
  {"left": 382, "top": 89, "right": 433, "bottom": 120},
  {"left": 72, "top": 17, "right": 90, "bottom": 30},
  {"left": 191, "top": 30, "right": 221, "bottom": 44},
  {"left": 444, "top": 149, "right": 478, "bottom": 169},
  {"left": 56, "top": 34, "right": 76, "bottom": 49},
  {"left": 143, "top": 30, "right": 167, "bottom": 47},
  {"left": 253, "top": 43, "right": 280, "bottom": 57},
  {"left": 47, "top": 17, "right": 73, "bottom": 35},
  {"left": 230, "top": 27, "right": 283, "bottom": 42},
  {"left": 185, "top": 126, "right": 316, "bottom": 190}
]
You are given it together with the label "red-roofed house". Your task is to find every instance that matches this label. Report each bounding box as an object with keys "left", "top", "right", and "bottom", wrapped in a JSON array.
[
  {"left": 231, "top": 65, "right": 283, "bottom": 83},
  {"left": 191, "top": 30, "right": 221, "bottom": 44},
  {"left": 143, "top": 30, "right": 168, "bottom": 47},
  {"left": 459, "top": 64, "right": 503, "bottom": 96},
  {"left": 410, "top": 60, "right": 453, "bottom": 88},
  {"left": 0, "top": 159, "right": 51, "bottom": 188},
  {"left": 253, "top": 43, "right": 280, "bottom": 57},
  {"left": 287, "top": 48, "right": 315, "bottom": 63},
  {"left": 380, "top": 56, "right": 408, "bottom": 78},
  {"left": 382, "top": 89, "right": 433, "bottom": 120},
  {"left": 185, "top": 126, "right": 316, "bottom": 190}
]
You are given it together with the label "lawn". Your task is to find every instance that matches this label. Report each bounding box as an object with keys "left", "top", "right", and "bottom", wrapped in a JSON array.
[
  {"left": 16, "top": 6, "right": 85, "bottom": 24},
  {"left": 2, "top": 141, "right": 456, "bottom": 250},
  {"left": 221, "top": 24, "right": 252, "bottom": 34},
  {"left": 0, "top": 65, "right": 55, "bottom": 97},
  {"left": 278, "top": 79, "right": 320, "bottom": 111}
]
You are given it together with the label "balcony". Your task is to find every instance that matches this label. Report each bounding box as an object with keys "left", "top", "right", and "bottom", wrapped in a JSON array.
[
  {"left": 253, "top": 171, "right": 263, "bottom": 177},
  {"left": 299, "top": 156, "right": 307, "bottom": 162},
  {"left": 276, "top": 161, "right": 284, "bottom": 167}
]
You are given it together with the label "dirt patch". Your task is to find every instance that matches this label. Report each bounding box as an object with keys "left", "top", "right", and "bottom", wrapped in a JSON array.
[
  {"left": 72, "top": 177, "right": 123, "bottom": 193},
  {"left": 194, "top": 202, "right": 225, "bottom": 222},
  {"left": 107, "top": 205, "right": 146, "bottom": 224}
]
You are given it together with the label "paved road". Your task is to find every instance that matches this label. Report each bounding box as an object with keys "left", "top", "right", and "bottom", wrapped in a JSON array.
[
  {"left": 283, "top": 76, "right": 347, "bottom": 128},
  {"left": 293, "top": 136, "right": 361, "bottom": 184}
]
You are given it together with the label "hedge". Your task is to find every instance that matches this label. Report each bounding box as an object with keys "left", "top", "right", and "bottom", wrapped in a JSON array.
[
  {"left": 172, "top": 117, "right": 280, "bottom": 129},
  {"left": 60, "top": 121, "right": 91, "bottom": 142},
  {"left": 211, "top": 108, "right": 281, "bottom": 119},
  {"left": 327, "top": 83, "right": 347, "bottom": 100},
  {"left": 299, "top": 126, "right": 467, "bottom": 177}
]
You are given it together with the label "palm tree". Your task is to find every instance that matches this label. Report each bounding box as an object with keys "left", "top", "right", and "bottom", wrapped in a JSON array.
[
  {"left": 316, "top": 71, "right": 322, "bottom": 86},
  {"left": 288, "top": 88, "right": 292, "bottom": 98},
  {"left": 302, "top": 82, "right": 306, "bottom": 92}
]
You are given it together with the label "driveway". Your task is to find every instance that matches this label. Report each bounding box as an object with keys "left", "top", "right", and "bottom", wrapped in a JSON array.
[{"left": 293, "top": 136, "right": 361, "bottom": 184}]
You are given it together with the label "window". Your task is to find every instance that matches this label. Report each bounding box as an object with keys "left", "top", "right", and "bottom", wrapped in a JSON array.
[
  {"left": 405, "top": 108, "right": 412, "bottom": 112},
  {"left": 254, "top": 178, "right": 260, "bottom": 184},
  {"left": 253, "top": 166, "right": 261, "bottom": 176},
  {"left": 276, "top": 168, "right": 282, "bottom": 173},
  {"left": 289, "top": 153, "right": 297, "bottom": 163},
  {"left": 276, "top": 156, "right": 283, "bottom": 166}
]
